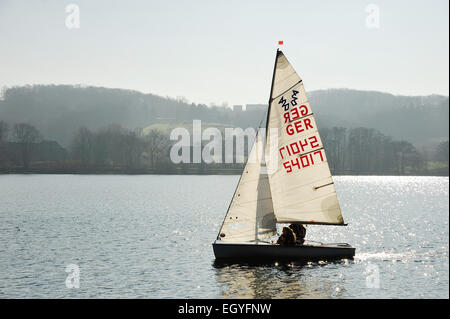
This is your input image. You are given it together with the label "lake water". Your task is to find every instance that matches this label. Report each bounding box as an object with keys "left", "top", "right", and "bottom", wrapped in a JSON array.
[{"left": 0, "top": 175, "right": 448, "bottom": 298}]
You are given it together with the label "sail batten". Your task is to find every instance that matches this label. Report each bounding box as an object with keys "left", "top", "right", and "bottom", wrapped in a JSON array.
[{"left": 265, "top": 51, "right": 345, "bottom": 226}]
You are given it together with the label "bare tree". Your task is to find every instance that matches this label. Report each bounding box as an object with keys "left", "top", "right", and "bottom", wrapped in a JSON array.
[
  {"left": 143, "top": 129, "right": 170, "bottom": 169},
  {"left": 103, "top": 124, "right": 127, "bottom": 167},
  {"left": 70, "top": 127, "right": 94, "bottom": 166},
  {"left": 122, "top": 130, "right": 144, "bottom": 168},
  {"left": 435, "top": 140, "right": 449, "bottom": 165},
  {"left": 0, "top": 120, "right": 8, "bottom": 142},
  {"left": 0, "top": 121, "right": 9, "bottom": 167},
  {"left": 13, "top": 123, "right": 41, "bottom": 168},
  {"left": 392, "top": 140, "right": 416, "bottom": 175}
]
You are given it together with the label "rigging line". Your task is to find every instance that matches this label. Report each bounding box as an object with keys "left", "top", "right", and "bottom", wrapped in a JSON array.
[{"left": 270, "top": 79, "right": 303, "bottom": 102}]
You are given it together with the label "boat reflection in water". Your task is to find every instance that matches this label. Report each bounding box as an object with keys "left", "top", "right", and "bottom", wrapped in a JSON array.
[{"left": 212, "top": 259, "right": 351, "bottom": 299}]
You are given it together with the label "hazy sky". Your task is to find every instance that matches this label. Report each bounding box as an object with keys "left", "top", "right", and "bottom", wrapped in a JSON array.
[{"left": 0, "top": 0, "right": 448, "bottom": 106}]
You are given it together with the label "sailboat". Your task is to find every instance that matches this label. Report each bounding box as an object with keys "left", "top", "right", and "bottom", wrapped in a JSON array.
[{"left": 212, "top": 49, "right": 355, "bottom": 261}]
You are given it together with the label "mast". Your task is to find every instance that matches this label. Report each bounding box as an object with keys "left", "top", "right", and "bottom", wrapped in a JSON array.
[{"left": 265, "top": 49, "right": 280, "bottom": 133}]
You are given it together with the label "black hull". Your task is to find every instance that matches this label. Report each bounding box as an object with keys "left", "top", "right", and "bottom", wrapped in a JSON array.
[{"left": 213, "top": 241, "right": 355, "bottom": 262}]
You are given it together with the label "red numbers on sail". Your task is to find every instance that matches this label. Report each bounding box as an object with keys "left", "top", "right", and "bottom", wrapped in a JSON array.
[
  {"left": 282, "top": 150, "right": 325, "bottom": 173},
  {"left": 279, "top": 136, "right": 320, "bottom": 159},
  {"left": 278, "top": 89, "right": 324, "bottom": 174}
]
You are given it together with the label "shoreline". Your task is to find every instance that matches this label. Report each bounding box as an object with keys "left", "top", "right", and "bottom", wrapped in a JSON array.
[{"left": 0, "top": 168, "right": 448, "bottom": 177}]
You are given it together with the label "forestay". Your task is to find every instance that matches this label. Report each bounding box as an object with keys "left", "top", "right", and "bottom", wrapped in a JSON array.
[
  {"left": 217, "top": 129, "right": 277, "bottom": 242},
  {"left": 265, "top": 51, "right": 345, "bottom": 225}
]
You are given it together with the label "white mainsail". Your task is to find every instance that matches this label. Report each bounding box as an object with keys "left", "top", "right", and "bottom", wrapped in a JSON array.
[
  {"left": 217, "top": 129, "right": 277, "bottom": 242},
  {"left": 265, "top": 50, "right": 345, "bottom": 225}
]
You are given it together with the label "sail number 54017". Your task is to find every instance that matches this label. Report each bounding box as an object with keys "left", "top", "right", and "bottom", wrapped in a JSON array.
[{"left": 282, "top": 150, "right": 325, "bottom": 173}]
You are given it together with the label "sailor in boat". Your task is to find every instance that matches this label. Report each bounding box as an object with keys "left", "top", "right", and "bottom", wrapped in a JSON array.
[
  {"left": 276, "top": 227, "right": 296, "bottom": 246},
  {"left": 289, "top": 224, "right": 306, "bottom": 245}
]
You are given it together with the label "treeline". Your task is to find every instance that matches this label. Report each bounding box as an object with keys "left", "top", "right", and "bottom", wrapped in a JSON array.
[
  {"left": 321, "top": 127, "right": 448, "bottom": 175},
  {"left": 0, "top": 121, "right": 67, "bottom": 169},
  {"left": 309, "top": 89, "right": 449, "bottom": 144},
  {"left": 0, "top": 85, "right": 264, "bottom": 147},
  {"left": 0, "top": 85, "right": 448, "bottom": 147},
  {"left": 0, "top": 120, "right": 448, "bottom": 175},
  {"left": 0, "top": 120, "right": 174, "bottom": 173},
  {"left": 69, "top": 125, "right": 172, "bottom": 171}
]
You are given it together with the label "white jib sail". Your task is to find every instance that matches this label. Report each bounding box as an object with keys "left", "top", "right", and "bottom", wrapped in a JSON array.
[
  {"left": 217, "top": 129, "right": 277, "bottom": 242},
  {"left": 265, "top": 51, "right": 345, "bottom": 225}
]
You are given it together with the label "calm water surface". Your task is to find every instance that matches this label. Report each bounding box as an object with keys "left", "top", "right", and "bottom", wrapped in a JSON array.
[{"left": 0, "top": 175, "right": 448, "bottom": 298}]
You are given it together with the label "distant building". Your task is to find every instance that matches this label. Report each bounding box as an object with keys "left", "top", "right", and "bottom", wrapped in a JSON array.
[
  {"left": 245, "top": 104, "right": 267, "bottom": 112},
  {"left": 233, "top": 105, "right": 243, "bottom": 112}
]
